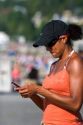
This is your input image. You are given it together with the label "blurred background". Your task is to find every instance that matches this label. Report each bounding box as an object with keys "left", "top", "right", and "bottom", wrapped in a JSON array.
[{"left": 0, "top": 0, "right": 83, "bottom": 125}]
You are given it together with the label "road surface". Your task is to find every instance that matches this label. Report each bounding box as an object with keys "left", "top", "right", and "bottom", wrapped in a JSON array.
[
  {"left": 0, "top": 93, "right": 83, "bottom": 125},
  {"left": 0, "top": 93, "right": 42, "bottom": 125}
]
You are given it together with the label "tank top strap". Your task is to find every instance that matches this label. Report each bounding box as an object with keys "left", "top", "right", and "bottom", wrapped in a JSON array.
[
  {"left": 64, "top": 50, "right": 75, "bottom": 69},
  {"left": 49, "top": 61, "right": 57, "bottom": 73}
]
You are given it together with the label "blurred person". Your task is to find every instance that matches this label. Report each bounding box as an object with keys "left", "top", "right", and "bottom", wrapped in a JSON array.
[
  {"left": 16, "top": 20, "right": 83, "bottom": 125},
  {"left": 11, "top": 62, "right": 21, "bottom": 84},
  {"left": 26, "top": 65, "right": 40, "bottom": 84}
]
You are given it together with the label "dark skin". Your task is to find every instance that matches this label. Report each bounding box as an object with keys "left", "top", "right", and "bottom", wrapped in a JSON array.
[{"left": 16, "top": 35, "right": 83, "bottom": 113}]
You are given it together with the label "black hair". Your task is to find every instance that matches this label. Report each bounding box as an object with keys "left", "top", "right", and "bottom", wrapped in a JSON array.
[{"left": 67, "top": 24, "right": 83, "bottom": 46}]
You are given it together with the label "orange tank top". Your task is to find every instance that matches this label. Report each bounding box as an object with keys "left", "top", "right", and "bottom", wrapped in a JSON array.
[{"left": 42, "top": 50, "right": 83, "bottom": 125}]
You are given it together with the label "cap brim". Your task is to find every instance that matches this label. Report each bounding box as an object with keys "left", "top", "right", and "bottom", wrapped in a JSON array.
[
  {"left": 33, "top": 38, "right": 46, "bottom": 47},
  {"left": 33, "top": 34, "right": 54, "bottom": 47}
]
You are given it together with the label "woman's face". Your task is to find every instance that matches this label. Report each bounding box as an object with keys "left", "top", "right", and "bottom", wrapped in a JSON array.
[{"left": 46, "top": 35, "right": 68, "bottom": 58}]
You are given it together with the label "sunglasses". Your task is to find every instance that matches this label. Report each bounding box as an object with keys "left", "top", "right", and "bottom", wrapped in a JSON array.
[{"left": 46, "top": 38, "right": 59, "bottom": 48}]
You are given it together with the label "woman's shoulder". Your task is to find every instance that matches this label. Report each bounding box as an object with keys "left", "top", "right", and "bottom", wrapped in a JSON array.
[
  {"left": 71, "top": 52, "right": 82, "bottom": 64},
  {"left": 67, "top": 52, "right": 83, "bottom": 73}
]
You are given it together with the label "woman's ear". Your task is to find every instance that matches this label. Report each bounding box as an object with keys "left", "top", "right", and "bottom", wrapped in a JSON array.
[{"left": 59, "top": 35, "right": 68, "bottom": 44}]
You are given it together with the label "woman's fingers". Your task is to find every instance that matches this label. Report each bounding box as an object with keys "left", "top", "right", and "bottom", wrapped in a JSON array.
[
  {"left": 15, "top": 83, "right": 37, "bottom": 98},
  {"left": 20, "top": 91, "right": 34, "bottom": 98},
  {"left": 15, "top": 85, "right": 28, "bottom": 91}
]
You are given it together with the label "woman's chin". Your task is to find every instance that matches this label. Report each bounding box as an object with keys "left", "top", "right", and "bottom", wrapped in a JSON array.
[
  {"left": 52, "top": 55, "right": 55, "bottom": 58},
  {"left": 52, "top": 53, "right": 58, "bottom": 58}
]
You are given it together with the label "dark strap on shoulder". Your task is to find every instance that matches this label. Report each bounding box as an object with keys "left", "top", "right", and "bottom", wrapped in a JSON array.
[{"left": 49, "top": 61, "right": 57, "bottom": 73}]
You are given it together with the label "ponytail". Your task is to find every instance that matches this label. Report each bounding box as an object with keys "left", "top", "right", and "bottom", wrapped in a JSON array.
[{"left": 68, "top": 24, "right": 83, "bottom": 40}]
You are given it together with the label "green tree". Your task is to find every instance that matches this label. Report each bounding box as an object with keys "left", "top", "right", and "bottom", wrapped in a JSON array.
[{"left": 0, "top": 0, "right": 83, "bottom": 41}]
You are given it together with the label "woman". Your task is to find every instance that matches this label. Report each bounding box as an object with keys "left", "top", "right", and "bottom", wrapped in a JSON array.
[{"left": 16, "top": 20, "right": 83, "bottom": 125}]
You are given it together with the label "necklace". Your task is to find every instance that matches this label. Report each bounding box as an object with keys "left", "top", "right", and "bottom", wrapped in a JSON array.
[
  {"left": 68, "top": 50, "right": 74, "bottom": 57},
  {"left": 50, "top": 50, "right": 75, "bottom": 73}
]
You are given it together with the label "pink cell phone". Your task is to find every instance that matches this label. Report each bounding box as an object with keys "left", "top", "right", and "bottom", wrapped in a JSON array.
[{"left": 11, "top": 81, "right": 20, "bottom": 87}]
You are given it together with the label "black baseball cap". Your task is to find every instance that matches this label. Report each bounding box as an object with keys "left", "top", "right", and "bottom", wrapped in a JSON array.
[{"left": 33, "top": 20, "right": 69, "bottom": 47}]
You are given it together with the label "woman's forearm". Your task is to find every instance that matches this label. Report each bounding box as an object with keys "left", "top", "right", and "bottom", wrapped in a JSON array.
[
  {"left": 30, "top": 94, "right": 44, "bottom": 111},
  {"left": 36, "top": 86, "right": 82, "bottom": 113}
]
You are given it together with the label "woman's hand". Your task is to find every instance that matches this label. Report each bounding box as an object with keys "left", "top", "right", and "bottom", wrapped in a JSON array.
[{"left": 15, "top": 83, "right": 39, "bottom": 98}]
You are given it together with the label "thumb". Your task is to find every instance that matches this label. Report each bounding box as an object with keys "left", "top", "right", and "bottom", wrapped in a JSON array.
[{"left": 14, "top": 87, "right": 20, "bottom": 91}]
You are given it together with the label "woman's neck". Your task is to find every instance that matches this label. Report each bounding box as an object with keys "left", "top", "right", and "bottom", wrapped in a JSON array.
[{"left": 60, "top": 46, "right": 73, "bottom": 61}]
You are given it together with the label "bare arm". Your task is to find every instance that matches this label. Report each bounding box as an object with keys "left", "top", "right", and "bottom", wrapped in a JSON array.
[
  {"left": 30, "top": 94, "right": 44, "bottom": 111},
  {"left": 16, "top": 84, "right": 44, "bottom": 111},
  {"left": 36, "top": 57, "right": 83, "bottom": 113},
  {"left": 17, "top": 56, "right": 83, "bottom": 113}
]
